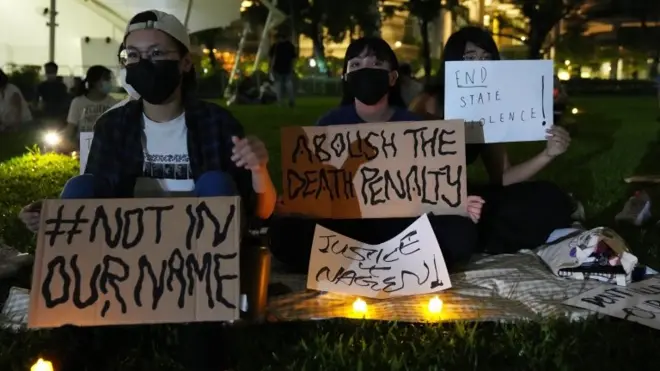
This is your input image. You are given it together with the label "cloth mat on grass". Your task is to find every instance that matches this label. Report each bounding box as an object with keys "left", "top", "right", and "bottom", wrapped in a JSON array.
[{"left": 267, "top": 250, "right": 602, "bottom": 323}]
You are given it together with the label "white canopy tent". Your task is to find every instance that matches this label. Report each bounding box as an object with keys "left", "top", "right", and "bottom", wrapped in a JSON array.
[{"left": 0, "top": 0, "right": 242, "bottom": 76}]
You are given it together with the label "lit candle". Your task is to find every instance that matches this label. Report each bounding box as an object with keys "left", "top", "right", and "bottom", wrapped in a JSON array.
[
  {"left": 352, "top": 298, "right": 367, "bottom": 314},
  {"left": 31, "top": 358, "right": 53, "bottom": 371},
  {"left": 427, "top": 296, "right": 443, "bottom": 314}
]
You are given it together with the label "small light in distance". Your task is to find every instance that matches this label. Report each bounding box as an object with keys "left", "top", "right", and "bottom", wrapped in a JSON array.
[
  {"left": 309, "top": 58, "right": 317, "bottom": 68},
  {"left": 571, "top": 107, "right": 579, "bottom": 115},
  {"left": 43, "top": 131, "right": 61, "bottom": 147},
  {"left": 394, "top": 41, "right": 402, "bottom": 48}
]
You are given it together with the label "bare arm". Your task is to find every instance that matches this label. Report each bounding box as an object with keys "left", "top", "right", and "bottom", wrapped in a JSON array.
[{"left": 482, "top": 144, "right": 554, "bottom": 186}]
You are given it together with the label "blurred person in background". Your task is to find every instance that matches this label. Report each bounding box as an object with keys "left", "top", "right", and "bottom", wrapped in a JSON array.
[
  {"left": 69, "top": 77, "right": 84, "bottom": 96},
  {"left": 0, "top": 68, "right": 32, "bottom": 131},
  {"left": 268, "top": 33, "right": 297, "bottom": 107},
  {"left": 65, "top": 65, "right": 118, "bottom": 143},
  {"left": 36, "top": 61, "right": 68, "bottom": 125},
  {"left": 398, "top": 63, "right": 422, "bottom": 107}
]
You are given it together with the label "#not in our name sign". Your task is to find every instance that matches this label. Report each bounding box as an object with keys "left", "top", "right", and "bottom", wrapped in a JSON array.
[
  {"left": 280, "top": 120, "right": 467, "bottom": 219},
  {"left": 443, "top": 60, "right": 553, "bottom": 144},
  {"left": 28, "top": 197, "right": 241, "bottom": 328},
  {"left": 307, "top": 213, "right": 452, "bottom": 299}
]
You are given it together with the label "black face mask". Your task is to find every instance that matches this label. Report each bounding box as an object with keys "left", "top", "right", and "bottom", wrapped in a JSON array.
[
  {"left": 346, "top": 68, "right": 391, "bottom": 105},
  {"left": 126, "top": 59, "right": 181, "bottom": 104}
]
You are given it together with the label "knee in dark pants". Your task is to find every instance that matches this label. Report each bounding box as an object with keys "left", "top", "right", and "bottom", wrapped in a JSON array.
[
  {"left": 428, "top": 215, "right": 478, "bottom": 271},
  {"left": 267, "top": 216, "right": 315, "bottom": 273},
  {"left": 479, "top": 181, "right": 573, "bottom": 253}
]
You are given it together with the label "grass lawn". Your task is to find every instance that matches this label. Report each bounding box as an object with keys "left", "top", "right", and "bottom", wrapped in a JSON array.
[{"left": 1, "top": 96, "right": 660, "bottom": 370}]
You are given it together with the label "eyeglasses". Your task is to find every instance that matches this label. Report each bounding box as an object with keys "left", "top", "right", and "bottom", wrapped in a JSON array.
[
  {"left": 462, "top": 53, "right": 492, "bottom": 61},
  {"left": 118, "top": 47, "right": 179, "bottom": 66}
]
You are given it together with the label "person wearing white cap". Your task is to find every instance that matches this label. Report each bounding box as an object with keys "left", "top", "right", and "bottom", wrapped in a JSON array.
[{"left": 19, "top": 11, "right": 277, "bottom": 237}]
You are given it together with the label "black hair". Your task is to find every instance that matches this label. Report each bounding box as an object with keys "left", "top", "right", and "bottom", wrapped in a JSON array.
[
  {"left": 0, "top": 68, "right": 8, "bottom": 88},
  {"left": 126, "top": 11, "right": 197, "bottom": 100},
  {"left": 442, "top": 26, "right": 501, "bottom": 62},
  {"left": 426, "top": 26, "right": 501, "bottom": 110},
  {"left": 398, "top": 63, "right": 412, "bottom": 77},
  {"left": 75, "top": 65, "right": 112, "bottom": 96},
  {"left": 44, "top": 61, "right": 58, "bottom": 73},
  {"left": 340, "top": 37, "right": 406, "bottom": 108}
]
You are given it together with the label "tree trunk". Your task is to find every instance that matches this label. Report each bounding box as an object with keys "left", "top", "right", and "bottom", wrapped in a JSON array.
[
  {"left": 311, "top": 22, "right": 330, "bottom": 76},
  {"left": 420, "top": 18, "right": 432, "bottom": 82},
  {"left": 204, "top": 36, "right": 217, "bottom": 69},
  {"left": 527, "top": 26, "right": 543, "bottom": 59}
]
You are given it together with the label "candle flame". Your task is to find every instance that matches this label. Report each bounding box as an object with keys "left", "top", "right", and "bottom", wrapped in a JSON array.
[
  {"left": 428, "top": 296, "right": 443, "bottom": 314},
  {"left": 352, "top": 298, "right": 367, "bottom": 314},
  {"left": 31, "top": 358, "right": 53, "bottom": 371}
]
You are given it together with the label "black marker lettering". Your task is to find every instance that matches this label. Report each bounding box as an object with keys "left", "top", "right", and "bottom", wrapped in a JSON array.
[
  {"left": 166, "top": 248, "right": 186, "bottom": 308},
  {"left": 44, "top": 205, "right": 89, "bottom": 246},
  {"left": 291, "top": 134, "right": 312, "bottom": 164},
  {"left": 41, "top": 256, "right": 70, "bottom": 308},
  {"left": 144, "top": 205, "right": 174, "bottom": 244},
  {"left": 89, "top": 205, "right": 123, "bottom": 248},
  {"left": 71, "top": 254, "right": 101, "bottom": 309},
  {"left": 312, "top": 134, "right": 331, "bottom": 161},
  {"left": 99, "top": 255, "right": 129, "bottom": 317},
  {"left": 185, "top": 252, "right": 214, "bottom": 309},
  {"left": 213, "top": 254, "right": 238, "bottom": 309},
  {"left": 134, "top": 255, "right": 167, "bottom": 310},
  {"left": 121, "top": 208, "right": 145, "bottom": 249}
]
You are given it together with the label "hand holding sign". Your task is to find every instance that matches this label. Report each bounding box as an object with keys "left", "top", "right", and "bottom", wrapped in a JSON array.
[
  {"left": 544, "top": 126, "right": 571, "bottom": 158},
  {"left": 19, "top": 200, "right": 43, "bottom": 233},
  {"left": 466, "top": 196, "right": 485, "bottom": 223},
  {"left": 231, "top": 136, "right": 269, "bottom": 171}
]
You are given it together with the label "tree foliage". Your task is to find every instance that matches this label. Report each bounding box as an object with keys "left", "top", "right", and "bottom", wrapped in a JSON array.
[
  {"left": 499, "top": 0, "right": 588, "bottom": 59},
  {"left": 393, "top": 0, "right": 460, "bottom": 81}
]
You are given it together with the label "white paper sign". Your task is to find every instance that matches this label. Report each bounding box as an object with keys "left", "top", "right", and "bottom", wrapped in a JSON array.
[
  {"left": 564, "top": 277, "right": 660, "bottom": 330},
  {"left": 444, "top": 60, "right": 554, "bottom": 144},
  {"left": 306, "top": 214, "right": 452, "bottom": 299},
  {"left": 79, "top": 132, "right": 94, "bottom": 175}
]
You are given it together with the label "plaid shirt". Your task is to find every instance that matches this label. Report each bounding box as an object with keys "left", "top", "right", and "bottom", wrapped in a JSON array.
[{"left": 85, "top": 99, "right": 256, "bottom": 219}]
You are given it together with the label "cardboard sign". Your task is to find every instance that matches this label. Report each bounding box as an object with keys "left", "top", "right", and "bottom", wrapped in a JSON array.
[
  {"left": 564, "top": 277, "right": 660, "bottom": 330},
  {"left": 79, "top": 132, "right": 93, "bottom": 175},
  {"left": 28, "top": 197, "right": 241, "bottom": 328},
  {"left": 444, "top": 60, "right": 553, "bottom": 144},
  {"left": 306, "top": 214, "right": 452, "bottom": 299},
  {"left": 280, "top": 120, "right": 467, "bottom": 219}
]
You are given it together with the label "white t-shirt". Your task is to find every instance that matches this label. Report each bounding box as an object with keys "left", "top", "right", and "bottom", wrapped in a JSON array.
[
  {"left": 134, "top": 112, "right": 194, "bottom": 197},
  {"left": 0, "top": 83, "right": 32, "bottom": 128},
  {"left": 67, "top": 95, "right": 118, "bottom": 132}
]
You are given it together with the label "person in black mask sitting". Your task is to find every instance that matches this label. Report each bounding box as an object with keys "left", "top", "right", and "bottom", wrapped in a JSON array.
[
  {"left": 18, "top": 11, "right": 278, "bottom": 369},
  {"left": 268, "top": 37, "right": 485, "bottom": 274}
]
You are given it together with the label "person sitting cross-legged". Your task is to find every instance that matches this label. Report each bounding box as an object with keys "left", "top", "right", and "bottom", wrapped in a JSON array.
[{"left": 17, "top": 10, "right": 277, "bottom": 371}]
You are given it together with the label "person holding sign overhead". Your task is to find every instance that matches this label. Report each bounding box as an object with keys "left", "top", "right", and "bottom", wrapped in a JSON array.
[
  {"left": 270, "top": 37, "right": 486, "bottom": 273},
  {"left": 409, "top": 26, "right": 576, "bottom": 254}
]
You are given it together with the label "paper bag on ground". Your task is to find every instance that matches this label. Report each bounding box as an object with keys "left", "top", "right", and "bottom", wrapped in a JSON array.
[
  {"left": 28, "top": 197, "right": 241, "bottom": 328},
  {"left": 536, "top": 227, "right": 638, "bottom": 286},
  {"left": 306, "top": 214, "right": 452, "bottom": 299}
]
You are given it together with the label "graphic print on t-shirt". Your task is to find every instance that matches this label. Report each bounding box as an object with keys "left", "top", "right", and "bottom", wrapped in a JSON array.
[
  {"left": 134, "top": 112, "right": 194, "bottom": 197},
  {"left": 79, "top": 104, "right": 115, "bottom": 131},
  {"left": 142, "top": 153, "right": 192, "bottom": 180}
]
